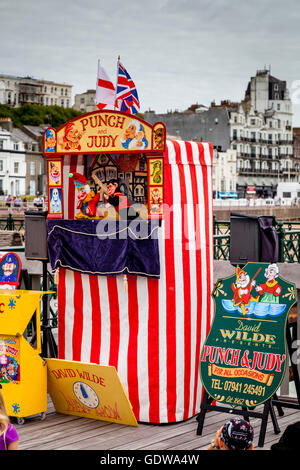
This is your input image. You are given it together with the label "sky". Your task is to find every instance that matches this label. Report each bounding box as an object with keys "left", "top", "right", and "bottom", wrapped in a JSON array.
[{"left": 2, "top": 0, "right": 300, "bottom": 124}]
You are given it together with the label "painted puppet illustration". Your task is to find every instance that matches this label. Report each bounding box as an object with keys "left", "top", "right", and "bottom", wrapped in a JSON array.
[
  {"left": 58, "top": 122, "right": 84, "bottom": 151},
  {"left": 222, "top": 263, "right": 287, "bottom": 319},
  {"left": 0, "top": 355, "right": 19, "bottom": 383},
  {"left": 0, "top": 252, "right": 21, "bottom": 289},
  {"left": 150, "top": 187, "right": 162, "bottom": 214},
  {"left": 45, "top": 129, "right": 56, "bottom": 153},
  {"left": 49, "top": 161, "right": 61, "bottom": 186},
  {"left": 231, "top": 266, "right": 259, "bottom": 315},
  {"left": 120, "top": 120, "right": 148, "bottom": 150},
  {"left": 150, "top": 160, "right": 162, "bottom": 184},
  {"left": 49, "top": 188, "right": 62, "bottom": 214},
  {"left": 255, "top": 263, "right": 282, "bottom": 303},
  {"left": 153, "top": 126, "right": 165, "bottom": 150}
]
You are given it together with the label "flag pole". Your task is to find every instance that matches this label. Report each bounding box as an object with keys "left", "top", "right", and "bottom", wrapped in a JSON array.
[
  {"left": 114, "top": 55, "right": 120, "bottom": 110},
  {"left": 95, "top": 59, "right": 100, "bottom": 107}
]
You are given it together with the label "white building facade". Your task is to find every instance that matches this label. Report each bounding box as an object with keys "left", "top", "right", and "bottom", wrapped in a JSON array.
[
  {"left": 0, "top": 74, "right": 72, "bottom": 108},
  {"left": 73, "top": 89, "right": 96, "bottom": 113},
  {"left": 0, "top": 127, "right": 26, "bottom": 196},
  {"left": 229, "top": 69, "right": 293, "bottom": 198},
  {"left": 213, "top": 148, "right": 237, "bottom": 198}
]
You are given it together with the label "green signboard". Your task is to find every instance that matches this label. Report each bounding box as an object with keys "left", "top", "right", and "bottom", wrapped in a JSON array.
[{"left": 200, "top": 262, "right": 297, "bottom": 408}]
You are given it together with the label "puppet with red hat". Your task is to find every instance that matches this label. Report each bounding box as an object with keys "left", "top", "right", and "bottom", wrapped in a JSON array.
[
  {"left": 69, "top": 172, "right": 100, "bottom": 219},
  {"left": 231, "top": 267, "right": 258, "bottom": 315}
]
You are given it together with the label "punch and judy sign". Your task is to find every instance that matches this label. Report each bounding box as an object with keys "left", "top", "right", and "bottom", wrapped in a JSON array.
[{"left": 200, "top": 262, "right": 297, "bottom": 407}]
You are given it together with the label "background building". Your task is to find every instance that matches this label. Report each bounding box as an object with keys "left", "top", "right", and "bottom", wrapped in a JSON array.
[
  {"left": 0, "top": 118, "right": 47, "bottom": 195},
  {"left": 213, "top": 148, "right": 237, "bottom": 198},
  {"left": 0, "top": 74, "right": 72, "bottom": 108},
  {"left": 144, "top": 106, "right": 230, "bottom": 151},
  {"left": 73, "top": 89, "right": 96, "bottom": 113},
  {"left": 228, "top": 67, "right": 294, "bottom": 197},
  {"left": 0, "top": 120, "right": 26, "bottom": 196}
]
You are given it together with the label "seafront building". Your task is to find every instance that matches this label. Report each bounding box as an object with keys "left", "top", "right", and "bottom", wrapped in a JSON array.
[
  {"left": 0, "top": 74, "right": 72, "bottom": 108},
  {"left": 145, "top": 67, "right": 297, "bottom": 199}
]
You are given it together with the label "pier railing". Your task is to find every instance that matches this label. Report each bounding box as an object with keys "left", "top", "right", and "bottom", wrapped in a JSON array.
[{"left": 213, "top": 216, "right": 300, "bottom": 263}]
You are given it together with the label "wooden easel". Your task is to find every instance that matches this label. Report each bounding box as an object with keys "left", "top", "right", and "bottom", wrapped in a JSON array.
[{"left": 196, "top": 322, "right": 300, "bottom": 448}]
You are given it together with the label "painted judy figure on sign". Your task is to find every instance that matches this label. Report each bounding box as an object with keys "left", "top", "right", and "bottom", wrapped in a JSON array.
[{"left": 200, "top": 262, "right": 297, "bottom": 408}]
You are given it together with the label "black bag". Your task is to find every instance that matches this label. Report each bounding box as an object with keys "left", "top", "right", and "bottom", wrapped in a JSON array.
[
  {"left": 230, "top": 212, "right": 279, "bottom": 265},
  {"left": 257, "top": 216, "right": 279, "bottom": 263}
]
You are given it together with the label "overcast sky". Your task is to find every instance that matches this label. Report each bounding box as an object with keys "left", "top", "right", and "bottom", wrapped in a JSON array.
[{"left": 2, "top": 0, "right": 300, "bottom": 124}]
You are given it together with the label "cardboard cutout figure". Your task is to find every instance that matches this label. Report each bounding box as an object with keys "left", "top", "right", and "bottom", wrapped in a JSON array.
[{"left": 0, "top": 253, "right": 21, "bottom": 290}]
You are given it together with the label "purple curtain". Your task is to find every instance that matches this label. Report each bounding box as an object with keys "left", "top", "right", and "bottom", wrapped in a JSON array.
[{"left": 47, "top": 219, "right": 160, "bottom": 278}]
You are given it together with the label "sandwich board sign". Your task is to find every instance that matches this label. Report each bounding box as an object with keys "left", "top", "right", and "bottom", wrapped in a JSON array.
[
  {"left": 200, "top": 262, "right": 297, "bottom": 407},
  {"left": 46, "top": 358, "right": 138, "bottom": 426}
]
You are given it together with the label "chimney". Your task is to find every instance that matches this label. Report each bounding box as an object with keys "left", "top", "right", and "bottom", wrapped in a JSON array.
[{"left": 0, "top": 117, "right": 13, "bottom": 132}]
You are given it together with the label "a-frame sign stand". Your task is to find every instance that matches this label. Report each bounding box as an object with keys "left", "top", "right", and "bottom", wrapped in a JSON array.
[{"left": 197, "top": 321, "right": 300, "bottom": 448}]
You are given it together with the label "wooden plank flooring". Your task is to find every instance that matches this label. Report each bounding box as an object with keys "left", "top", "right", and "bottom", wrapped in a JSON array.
[{"left": 13, "top": 395, "right": 300, "bottom": 451}]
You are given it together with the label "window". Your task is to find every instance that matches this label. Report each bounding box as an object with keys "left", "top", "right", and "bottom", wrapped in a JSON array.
[
  {"left": 14, "top": 143, "right": 19, "bottom": 151},
  {"left": 0, "top": 140, "right": 3, "bottom": 150},
  {"left": 14, "top": 162, "right": 19, "bottom": 173},
  {"left": 30, "top": 162, "right": 35, "bottom": 175},
  {"left": 0, "top": 179, "right": 2, "bottom": 191},
  {"left": 277, "top": 104, "right": 280, "bottom": 111},
  {"left": 0, "top": 160, "right": 3, "bottom": 171},
  {"left": 80, "top": 98, "right": 85, "bottom": 104},
  {"left": 283, "top": 192, "right": 291, "bottom": 198},
  {"left": 251, "top": 119, "right": 256, "bottom": 125}
]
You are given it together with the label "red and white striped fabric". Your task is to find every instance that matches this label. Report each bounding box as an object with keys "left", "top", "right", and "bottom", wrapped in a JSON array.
[{"left": 57, "top": 140, "right": 214, "bottom": 423}]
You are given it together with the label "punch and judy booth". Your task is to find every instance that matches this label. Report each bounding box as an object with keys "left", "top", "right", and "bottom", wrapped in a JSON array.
[{"left": 44, "top": 110, "right": 214, "bottom": 423}]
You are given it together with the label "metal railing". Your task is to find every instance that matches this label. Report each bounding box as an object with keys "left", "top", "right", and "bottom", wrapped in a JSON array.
[{"left": 213, "top": 216, "right": 300, "bottom": 262}]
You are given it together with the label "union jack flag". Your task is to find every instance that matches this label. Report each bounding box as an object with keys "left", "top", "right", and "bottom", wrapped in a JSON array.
[{"left": 115, "top": 61, "right": 140, "bottom": 114}]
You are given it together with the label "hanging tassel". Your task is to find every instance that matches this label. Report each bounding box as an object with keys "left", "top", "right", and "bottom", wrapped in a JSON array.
[
  {"left": 123, "top": 274, "right": 128, "bottom": 292},
  {"left": 54, "top": 268, "right": 59, "bottom": 285}
]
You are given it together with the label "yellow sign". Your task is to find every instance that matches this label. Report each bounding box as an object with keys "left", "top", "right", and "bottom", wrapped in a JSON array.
[
  {"left": 46, "top": 358, "right": 138, "bottom": 427},
  {"left": 55, "top": 112, "right": 155, "bottom": 154}
]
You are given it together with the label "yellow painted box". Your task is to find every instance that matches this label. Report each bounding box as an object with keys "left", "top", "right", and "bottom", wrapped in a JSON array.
[{"left": 0, "top": 290, "right": 49, "bottom": 421}]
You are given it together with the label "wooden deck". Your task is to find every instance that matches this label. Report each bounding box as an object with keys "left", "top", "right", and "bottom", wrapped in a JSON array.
[{"left": 14, "top": 395, "right": 300, "bottom": 451}]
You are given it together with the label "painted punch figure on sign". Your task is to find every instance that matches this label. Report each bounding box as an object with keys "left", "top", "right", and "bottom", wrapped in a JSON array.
[{"left": 231, "top": 266, "right": 259, "bottom": 315}]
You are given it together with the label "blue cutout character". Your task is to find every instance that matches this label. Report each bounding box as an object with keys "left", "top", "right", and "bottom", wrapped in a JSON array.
[
  {"left": 45, "top": 129, "right": 56, "bottom": 152},
  {"left": 0, "top": 254, "right": 17, "bottom": 283}
]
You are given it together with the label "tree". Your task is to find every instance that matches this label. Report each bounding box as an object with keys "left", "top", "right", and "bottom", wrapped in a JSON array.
[{"left": 0, "top": 104, "right": 82, "bottom": 128}]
